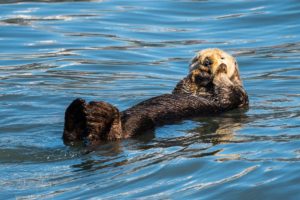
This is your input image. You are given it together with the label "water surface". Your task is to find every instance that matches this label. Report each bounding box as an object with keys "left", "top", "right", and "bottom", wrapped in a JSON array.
[{"left": 1, "top": 0, "right": 300, "bottom": 199}]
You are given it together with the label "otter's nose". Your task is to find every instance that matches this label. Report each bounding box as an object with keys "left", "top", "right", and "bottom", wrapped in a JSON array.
[{"left": 218, "top": 63, "right": 227, "bottom": 73}]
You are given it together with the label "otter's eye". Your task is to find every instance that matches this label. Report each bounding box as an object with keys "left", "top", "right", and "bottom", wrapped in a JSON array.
[{"left": 203, "top": 58, "right": 212, "bottom": 67}]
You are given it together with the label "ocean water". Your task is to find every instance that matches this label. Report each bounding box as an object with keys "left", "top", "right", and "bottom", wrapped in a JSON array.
[{"left": 1, "top": 0, "right": 300, "bottom": 199}]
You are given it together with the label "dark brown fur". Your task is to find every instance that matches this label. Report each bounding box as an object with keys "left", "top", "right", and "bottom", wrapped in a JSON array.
[
  {"left": 63, "top": 80, "right": 248, "bottom": 146},
  {"left": 63, "top": 49, "right": 248, "bottom": 146}
]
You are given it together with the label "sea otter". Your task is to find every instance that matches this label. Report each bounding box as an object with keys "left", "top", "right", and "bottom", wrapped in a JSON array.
[{"left": 63, "top": 48, "right": 248, "bottom": 146}]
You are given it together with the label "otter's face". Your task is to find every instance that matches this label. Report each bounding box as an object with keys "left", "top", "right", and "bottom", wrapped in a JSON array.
[{"left": 189, "top": 48, "right": 242, "bottom": 87}]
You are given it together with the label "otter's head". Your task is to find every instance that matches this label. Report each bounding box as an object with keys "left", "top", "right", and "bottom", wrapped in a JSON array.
[{"left": 189, "top": 48, "right": 242, "bottom": 87}]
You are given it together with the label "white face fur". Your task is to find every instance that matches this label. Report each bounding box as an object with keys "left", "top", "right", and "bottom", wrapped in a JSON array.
[{"left": 189, "top": 48, "right": 242, "bottom": 86}]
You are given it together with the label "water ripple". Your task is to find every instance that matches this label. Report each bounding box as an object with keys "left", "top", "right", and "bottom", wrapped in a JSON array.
[{"left": 1, "top": 0, "right": 300, "bottom": 199}]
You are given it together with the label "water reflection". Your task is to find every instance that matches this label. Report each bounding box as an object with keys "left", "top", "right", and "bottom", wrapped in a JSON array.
[
  {"left": 138, "top": 109, "right": 249, "bottom": 149},
  {"left": 0, "top": 146, "right": 82, "bottom": 163},
  {"left": 234, "top": 42, "right": 300, "bottom": 58},
  {"left": 71, "top": 109, "right": 249, "bottom": 172}
]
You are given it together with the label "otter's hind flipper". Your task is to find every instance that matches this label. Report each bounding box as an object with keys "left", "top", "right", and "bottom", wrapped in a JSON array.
[
  {"left": 63, "top": 98, "right": 122, "bottom": 146},
  {"left": 63, "top": 98, "right": 87, "bottom": 145}
]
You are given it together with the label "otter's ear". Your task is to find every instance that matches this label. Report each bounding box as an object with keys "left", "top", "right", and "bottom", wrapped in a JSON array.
[{"left": 107, "top": 110, "right": 123, "bottom": 141}]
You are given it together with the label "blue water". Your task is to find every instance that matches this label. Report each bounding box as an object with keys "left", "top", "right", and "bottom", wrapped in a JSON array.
[{"left": 1, "top": 0, "right": 300, "bottom": 199}]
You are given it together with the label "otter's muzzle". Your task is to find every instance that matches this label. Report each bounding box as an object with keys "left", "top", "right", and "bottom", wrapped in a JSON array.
[{"left": 216, "top": 63, "right": 227, "bottom": 74}]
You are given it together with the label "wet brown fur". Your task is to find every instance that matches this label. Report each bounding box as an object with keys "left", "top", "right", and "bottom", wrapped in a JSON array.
[{"left": 63, "top": 49, "right": 248, "bottom": 146}]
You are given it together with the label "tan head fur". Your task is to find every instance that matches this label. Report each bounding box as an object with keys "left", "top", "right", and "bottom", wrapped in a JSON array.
[{"left": 189, "top": 48, "right": 242, "bottom": 87}]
